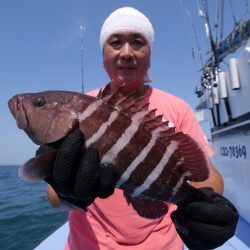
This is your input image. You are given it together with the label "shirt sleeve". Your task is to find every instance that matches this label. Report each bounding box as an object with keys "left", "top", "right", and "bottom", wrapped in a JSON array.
[{"left": 178, "top": 104, "right": 214, "bottom": 158}]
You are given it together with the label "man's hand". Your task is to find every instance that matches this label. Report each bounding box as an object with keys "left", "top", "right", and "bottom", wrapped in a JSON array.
[
  {"left": 170, "top": 187, "right": 239, "bottom": 250},
  {"left": 37, "top": 128, "right": 119, "bottom": 210}
]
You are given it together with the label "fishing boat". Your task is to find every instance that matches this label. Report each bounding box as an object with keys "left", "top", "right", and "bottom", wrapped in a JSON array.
[
  {"left": 189, "top": 0, "right": 250, "bottom": 248},
  {"left": 35, "top": 2, "right": 250, "bottom": 249}
]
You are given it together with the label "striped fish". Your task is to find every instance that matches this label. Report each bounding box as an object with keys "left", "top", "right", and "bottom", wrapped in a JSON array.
[{"left": 8, "top": 86, "right": 210, "bottom": 219}]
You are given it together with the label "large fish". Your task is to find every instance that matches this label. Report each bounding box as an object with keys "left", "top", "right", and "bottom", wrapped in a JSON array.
[{"left": 8, "top": 86, "right": 211, "bottom": 219}]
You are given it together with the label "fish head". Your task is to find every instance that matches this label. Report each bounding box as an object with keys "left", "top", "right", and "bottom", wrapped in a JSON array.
[{"left": 8, "top": 90, "right": 93, "bottom": 144}]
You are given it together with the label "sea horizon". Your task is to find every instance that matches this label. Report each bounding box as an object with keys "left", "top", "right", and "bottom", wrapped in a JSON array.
[{"left": 0, "top": 165, "right": 68, "bottom": 250}]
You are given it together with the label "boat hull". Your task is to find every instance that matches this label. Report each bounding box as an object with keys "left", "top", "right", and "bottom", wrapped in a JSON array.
[{"left": 211, "top": 121, "right": 250, "bottom": 224}]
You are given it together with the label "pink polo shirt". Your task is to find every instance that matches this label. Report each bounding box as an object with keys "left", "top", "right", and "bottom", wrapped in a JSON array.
[{"left": 65, "top": 86, "right": 214, "bottom": 250}]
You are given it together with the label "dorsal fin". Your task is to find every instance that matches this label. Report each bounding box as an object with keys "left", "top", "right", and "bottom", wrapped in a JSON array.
[
  {"left": 134, "top": 103, "right": 150, "bottom": 113},
  {"left": 102, "top": 89, "right": 153, "bottom": 120},
  {"left": 143, "top": 115, "right": 164, "bottom": 129},
  {"left": 120, "top": 96, "right": 145, "bottom": 114},
  {"left": 145, "top": 108, "right": 157, "bottom": 117},
  {"left": 120, "top": 102, "right": 150, "bottom": 116},
  {"left": 164, "top": 121, "right": 169, "bottom": 126},
  {"left": 103, "top": 86, "right": 123, "bottom": 104},
  {"left": 96, "top": 88, "right": 103, "bottom": 99},
  {"left": 158, "top": 127, "right": 176, "bottom": 138},
  {"left": 97, "top": 83, "right": 112, "bottom": 99},
  {"left": 146, "top": 124, "right": 164, "bottom": 132},
  {"left": 123, "top": 96, "right": 144, "bottom": 109},
  {"left": 143, "top": 109, "right": 158, "bottom": 123},
  {"left": 115, "top": 90, "right": 138, "bottom": 106},
  {"left": 99, "top": 87, "right": 176, "bottom": 139}
]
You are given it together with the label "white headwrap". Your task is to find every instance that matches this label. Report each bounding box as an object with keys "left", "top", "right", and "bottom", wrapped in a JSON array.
[
  {"left": 100, "top": 7, "right": 154, "bottom": 49},
  {"left": 100, "top": 7, "right": 154, "bottom": 82}
]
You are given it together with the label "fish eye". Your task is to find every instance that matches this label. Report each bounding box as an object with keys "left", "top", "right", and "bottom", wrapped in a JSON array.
[{"left": 32, "top": 97, "right": 45, "bottom": 107}]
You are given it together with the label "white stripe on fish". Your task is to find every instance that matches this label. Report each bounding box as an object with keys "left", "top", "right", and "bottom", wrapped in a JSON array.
[
  {"left": 101, "top": 110, "right": 148, "bottom": 164},
  {"left": 171, "top": 171, "right": 191, "bottom": 198},
  {"left": 116, "top": 126, "right": 167, "bottom": 188},
  {"left": 86, "top": 110, "right": 119, "bottom": 147},
  {"left": 78, "top": 99, "right": 103, "bottom": 122},
  {"left": 132, "top": 140, "right": 179, "bottom": 197}
]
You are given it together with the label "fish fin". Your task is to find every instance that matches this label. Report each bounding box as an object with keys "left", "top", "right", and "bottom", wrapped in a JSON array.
[
  {"left": 96, "top": 88, "right": 103, "bottom": 99},
  {"left": 164, "top": 132, "right": 210, "bottom": 182},
  {"left": 102, "top": 89, "right": 174, "bottom": 130},
  {"left": 118, "top": 101, "right": 149, "bottom": 117},
  {"left": 103, "top": 85, "right": 125, "bottom": 104},
  {"left": 123, "top": 191, "right": 169, "bottom": 219},
  {"left": 18, "top": 150, "right": 58, "bottom": 182},
  {"left": 123, "top": 103, "right": 150, "bottom": 115},
  {"left": 139, "top": 110, "right": 168, "bottom": 132},
  {"left": 115, "top": 91, "right": 138, "bottom": 106},
  {"left": 145, "top": 108, "right": 157, "bottom": 116},
  {"left": 158, "top": 129, "right": 179, "bottom": 139},
  {"left": 97, "top": 83, "right": 112, "bottom": 99},
  {"left": 121, "top": 96, "right": 144, "bottom": 109},
  {"left": 102, "top": 88, "right": 146, "bottom": 112},
  {"left": 143, "top": 115, "right": 164, "bottom": 128}
]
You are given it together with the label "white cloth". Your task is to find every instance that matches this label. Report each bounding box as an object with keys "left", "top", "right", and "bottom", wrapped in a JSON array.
[{"left": 100, "top": 7, "right": 154, "bottom": 49}]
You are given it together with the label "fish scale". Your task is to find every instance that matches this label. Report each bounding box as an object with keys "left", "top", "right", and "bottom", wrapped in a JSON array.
[{"left": 8, "top": 85, "right": 211, "bottom": 219}]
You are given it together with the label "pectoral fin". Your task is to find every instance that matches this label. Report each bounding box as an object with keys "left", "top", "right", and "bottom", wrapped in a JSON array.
[
  {"left": 123, "top": 191, "right": 169, "bottom": 219},
  {"left": 18, "top": 150, "right": 58, "bottom": 182}
]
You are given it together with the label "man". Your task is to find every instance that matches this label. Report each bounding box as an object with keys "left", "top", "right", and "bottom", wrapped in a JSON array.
[{"left": 43, "top": 7, "right": 238, "bottom": 250}]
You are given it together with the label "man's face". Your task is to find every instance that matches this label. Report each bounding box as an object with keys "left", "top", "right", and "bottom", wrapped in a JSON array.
[{"left": 103, "top": 30, "right": 150, "bottom": 88}]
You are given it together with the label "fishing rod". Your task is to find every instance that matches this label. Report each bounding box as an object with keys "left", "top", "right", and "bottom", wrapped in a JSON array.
[
  {"left": 80, "top": 26, "right": 85, "bottom": 93},
  {"left": 199, "top": 0, "right": 219, "bottom": 70},
  {"left": 180, "top": 0, "right": 205, "bottom": 70},
  {"left": 197, "top": 0, "right": 222, "bottom": 126},
  {"left": 219, "top": 0, "right": 224, "bottom": 42},
  {"left": 214, "top": 0, "right": 224, "bottom": 46},
  {"left": 229, "top": 0, "right": 238, "bottom": 26}
]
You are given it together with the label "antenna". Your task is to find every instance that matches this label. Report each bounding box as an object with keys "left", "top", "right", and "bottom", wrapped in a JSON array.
[
  {"left": 80, "top": 26, "right": 85, "bottom": 93},
  {"left": 199, "top": 0, "right": 219, "bottom": 69}
]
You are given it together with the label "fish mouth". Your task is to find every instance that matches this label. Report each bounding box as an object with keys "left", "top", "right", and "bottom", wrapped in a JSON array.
[{"left": 8, "top": 95, "right": 28, "bottom": 130}]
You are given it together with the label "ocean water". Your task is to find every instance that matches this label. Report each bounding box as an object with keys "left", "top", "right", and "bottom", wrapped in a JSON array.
[{"left": 0, "top": 165, "right": 68, "bottom": 250}]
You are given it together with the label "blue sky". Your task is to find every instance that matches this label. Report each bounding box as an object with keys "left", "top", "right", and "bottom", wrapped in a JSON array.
[{"left": 0, "top": 0, "right": 248, "bottom": 165}]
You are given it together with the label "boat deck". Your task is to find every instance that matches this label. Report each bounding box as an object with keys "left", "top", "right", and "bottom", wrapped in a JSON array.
[{"left": 35, "top": 216, "right": 250, "bottom": 249}]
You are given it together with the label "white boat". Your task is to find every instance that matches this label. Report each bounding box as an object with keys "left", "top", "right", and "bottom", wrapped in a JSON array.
[{"left": 193, "top": 12, "right": 250, "bottom": 250}]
